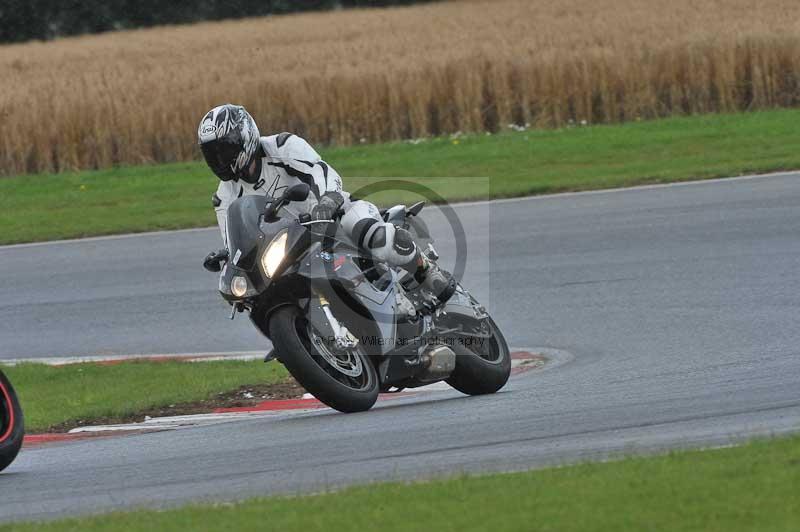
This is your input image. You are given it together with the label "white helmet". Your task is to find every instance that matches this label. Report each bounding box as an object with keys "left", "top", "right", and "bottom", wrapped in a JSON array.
[{"left": 198, "top": 104, "right": 261, "bottom": 183}]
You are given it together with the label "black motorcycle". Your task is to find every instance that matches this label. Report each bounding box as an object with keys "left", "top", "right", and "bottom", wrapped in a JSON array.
[
  {"left": 215, "top": 183, "right": 510, "bottom": 412},
  {"left": 0, "top": 370, "right": 23, "bottom": 472}
]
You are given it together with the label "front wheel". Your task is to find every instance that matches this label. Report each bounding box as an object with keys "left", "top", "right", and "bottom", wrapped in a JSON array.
[
  {"left": 269, "top": 306, "right": 379, "bottom": 413},
  {"left": 446, "top": 317, "right": 511, "bottom": 395},
  {"left": 0, "top": 370, "right": 24, "bottom": 473}
]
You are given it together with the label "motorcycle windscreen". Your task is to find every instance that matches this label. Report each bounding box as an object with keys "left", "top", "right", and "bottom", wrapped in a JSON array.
[{"left": 225, "top": 195, "right": 271, "bottom": 271}]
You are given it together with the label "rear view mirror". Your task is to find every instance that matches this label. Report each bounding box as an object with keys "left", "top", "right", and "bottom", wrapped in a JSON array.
[
  {"left": 265, "top": 183, "right": 311, "bottom": 222},
  {"left": 407, "top": 201, "right": 425, "bottom": 217},
  {"left": 285, "top": 183, "right": 310, "bottom": 202}
]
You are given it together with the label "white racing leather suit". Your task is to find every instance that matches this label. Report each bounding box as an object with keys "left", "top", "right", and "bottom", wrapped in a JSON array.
[{"left": 213, "top": 132, "right": 417, "bottom": 269}]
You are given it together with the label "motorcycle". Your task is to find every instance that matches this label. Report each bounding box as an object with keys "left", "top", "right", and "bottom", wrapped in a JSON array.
[
  {"left": 215, "top": 183, "right": 510, "bottom": 412},
  {"left": 0, "top": 370, "right": 23, "bottom": 472}
]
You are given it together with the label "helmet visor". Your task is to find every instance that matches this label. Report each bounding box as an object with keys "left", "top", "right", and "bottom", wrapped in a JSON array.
[{"left": 201, "top": 138, "right": 241, "bottom": 181}]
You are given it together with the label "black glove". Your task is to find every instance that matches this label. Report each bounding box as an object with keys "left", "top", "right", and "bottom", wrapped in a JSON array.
[
  {"left": 203, "top": 249, "right": 229, "bottom": 272},
  {"left": 311, "top": 191, "right": 344, "bottom": 222}
]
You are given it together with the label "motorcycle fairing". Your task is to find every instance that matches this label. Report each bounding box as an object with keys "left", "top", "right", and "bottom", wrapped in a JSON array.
[
  {"left": 225, "top": 195, "right": 271, "bottom": 271},
  {"left": 442, "top": 286, "right": 488, "bottom": 323},
  {"left": 298, "top": 246, "right": 398, "bottom": 356}
]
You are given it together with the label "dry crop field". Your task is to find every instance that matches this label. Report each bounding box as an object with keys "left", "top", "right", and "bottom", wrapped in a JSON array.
[{"left": 2, "top": 0, "right": 800, "bottom": 175}]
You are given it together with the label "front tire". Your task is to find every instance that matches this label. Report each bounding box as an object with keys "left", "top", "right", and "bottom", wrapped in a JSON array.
[
  {"left": 269, "top": 306, "right": 379, "bottom": 413},
  {"left": 0, "top": 370, "right": 24, "bottom": 473},
  {"left": 446, "top": 317, "right": 511, "bottom": 395}
]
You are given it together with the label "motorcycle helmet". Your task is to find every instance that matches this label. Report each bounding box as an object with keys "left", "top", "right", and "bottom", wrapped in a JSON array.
[{"left": 198, "top": 104, "right": 261, "bottom": 183}]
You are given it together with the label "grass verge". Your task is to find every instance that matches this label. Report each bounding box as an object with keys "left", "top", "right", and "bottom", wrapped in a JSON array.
[
  {"left": 1, "top": 360, "right": 291, "bottom": 433},
  {"left": 2, "top": 110, "right": 800, "bottom": 244},
  {"left": 3, "top": 434, "right": 799, "bottom": 531}
]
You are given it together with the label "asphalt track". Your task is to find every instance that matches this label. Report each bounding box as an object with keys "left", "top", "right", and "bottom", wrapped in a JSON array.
[{"left": 2, "top": 173, "right": 800, "bottom": 522}]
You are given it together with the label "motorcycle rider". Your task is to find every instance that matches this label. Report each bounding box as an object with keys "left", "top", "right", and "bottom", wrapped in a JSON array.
[{"left": 199, "top": 103, "right": 455, "bottom": 305}]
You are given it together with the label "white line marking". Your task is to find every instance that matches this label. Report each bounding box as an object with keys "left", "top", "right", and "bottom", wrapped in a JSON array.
[
  {"left": 453, "top": 170, "right": 800, "bottom": 208},
  {"left": 1, "top": 351, "right": 265, "bottom": 366},
  {"left": 60, "top": 348, "right": 556, "bottom": 435},
  {"left": 0, "top": 226, "right": 215, "bottom": 250},
  {"left": 2, "top": 171, "right": 796, "bottom": 250}
]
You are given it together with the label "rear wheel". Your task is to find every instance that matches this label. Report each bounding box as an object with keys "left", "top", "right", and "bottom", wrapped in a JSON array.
[
  {"left": 269, "top": 306, "right": 379, "bottom": 413},
  {"left": 0, "top": 370, "right": 24, "bottom": 473},
  {"left": 446, "top": 317, "right": 511, "bottom": 395}
]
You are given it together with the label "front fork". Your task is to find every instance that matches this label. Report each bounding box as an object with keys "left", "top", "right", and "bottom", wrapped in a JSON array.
[{"left": 314, "top": 291, "right": 359, "bottom": 350}]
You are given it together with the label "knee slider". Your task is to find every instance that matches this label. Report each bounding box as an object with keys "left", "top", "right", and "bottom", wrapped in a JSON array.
[
  {"left": 364, "top": 224, "right": 417, "bottom": 267},
  {"left": 392, "top": 227, "right": 416, "bottom": 258}
]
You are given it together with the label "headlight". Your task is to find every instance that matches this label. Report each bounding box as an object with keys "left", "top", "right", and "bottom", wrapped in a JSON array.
[
  {"left": 231, "top": 276, "right": 248, "bottom": 298},
  {"left": 261, "top": 230, "right": 288, "bottom": 278}
]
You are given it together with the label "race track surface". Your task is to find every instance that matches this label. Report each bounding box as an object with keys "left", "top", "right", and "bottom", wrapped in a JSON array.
[{"left": 1, "top": 173, "right": 799, "bottom": 521}]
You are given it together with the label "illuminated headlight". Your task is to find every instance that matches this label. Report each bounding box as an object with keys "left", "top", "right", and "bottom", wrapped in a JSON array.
[
  {"left": 261, "top": 231, "right": 288, "bottom": 278},
  {"left": 231, "top": 276, "right": 248, "bottom": 298}
]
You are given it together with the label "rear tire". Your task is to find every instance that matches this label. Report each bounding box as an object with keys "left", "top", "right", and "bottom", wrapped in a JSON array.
[
  {"left": 269, "top": 306, "right": 379, "bottom": 413},
  {"left": 446, "top": 317, "right": 511, "bottom": 395},
  {"left": 0, "top": 370, "right": 24, "bottom": 473}
]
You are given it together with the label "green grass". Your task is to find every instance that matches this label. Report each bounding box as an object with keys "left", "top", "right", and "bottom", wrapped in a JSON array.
[
  {"left": 2, "top": 360, "right": 289, "bottom": 432},
  {"left": 3, "top": 109, "right": 800, "bottom": 244},
  {"left": 4, "top": 434, "right": 799, "bottom": 531}
]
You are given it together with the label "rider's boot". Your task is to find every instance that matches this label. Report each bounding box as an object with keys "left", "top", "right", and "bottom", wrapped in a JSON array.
[
  {"left": 411, "top": 252, "right": 457, "bottom": 307},
  {"left": 372, "top": 224, "right": 456, "bottom": 308}
]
